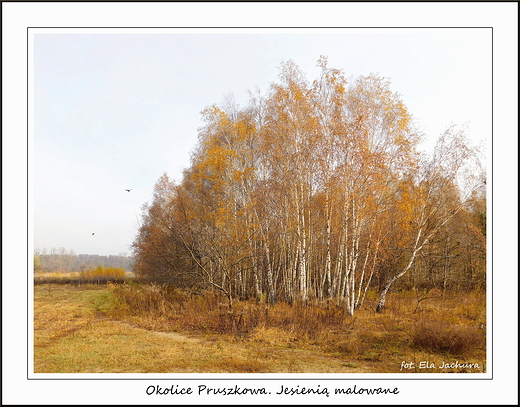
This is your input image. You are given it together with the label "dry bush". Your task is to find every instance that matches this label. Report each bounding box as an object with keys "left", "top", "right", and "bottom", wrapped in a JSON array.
[
  {"left": 82, "top": 266, "right": 126, "bottom": 279},
  {"left": 107, "top": 283, "right": 486, "bottom": 367},
  {"left": 110, "top": 284, "right": 355, "bottom": 341},
  {"left": 412, "top": 319, "right": 485, "bottom": 356},
  {"left": 112, "top": 283, "right": 174, "bottom": 316},
  {"left": 110, "top": 284, "right": 254, "bottom": 334},
  {"left": 263, "top": 300, "right": 351, "bottom": 340}
]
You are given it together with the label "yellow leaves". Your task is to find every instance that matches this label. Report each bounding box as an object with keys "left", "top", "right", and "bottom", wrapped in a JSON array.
[
  {"left": 214, "top": 206, "right": 231, "bottom": 229},
  {"left": 394, "top": 131, "right": 410, "bottom": 147},
  {"left": 128, "top": 57, "right": 485, "bottom": 311},
  {"left": 201, "top": 104, "right": 227, "bottom": 122},
  {"left": 80, "top": 266, "right": 126, "bottom": 280},
  {"left": 230, "top": 166, "right": 256, "bottom": 185},
  {"left": 336, "top": 83, "right": 346, "bottom": 94},
  {"left": 206, "top": 145, "right": 237, "bottom": 167}
]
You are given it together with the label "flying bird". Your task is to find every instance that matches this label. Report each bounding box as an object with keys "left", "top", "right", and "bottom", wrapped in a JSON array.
[
  {"left": 125, "top": 188, "right": 132, "bottom": 192},
  {"left": 92, "top": 233, "right": 95, "bottom": 235}
]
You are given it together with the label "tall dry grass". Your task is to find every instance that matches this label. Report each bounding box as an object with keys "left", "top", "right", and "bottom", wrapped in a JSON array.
[
  {"left": 35, "top": 283, "right": 486, "bottom": 373},
  {"left": 106, "top": 283, "right": 486, "bottom": 371}
]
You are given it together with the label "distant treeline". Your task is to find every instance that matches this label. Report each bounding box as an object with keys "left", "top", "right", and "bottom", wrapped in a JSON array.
[{"left": 34, "top": 250, "right": 134, "bottom": 273}]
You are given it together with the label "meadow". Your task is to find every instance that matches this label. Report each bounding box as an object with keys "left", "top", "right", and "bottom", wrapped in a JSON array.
[{"left": 33, "top": 276, "right": 486, "bottom": 374}]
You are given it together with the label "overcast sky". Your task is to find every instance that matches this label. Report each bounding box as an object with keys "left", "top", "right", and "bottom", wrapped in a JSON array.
[{"left": 31, "top": 28, "right": 491, "bottom": 256}]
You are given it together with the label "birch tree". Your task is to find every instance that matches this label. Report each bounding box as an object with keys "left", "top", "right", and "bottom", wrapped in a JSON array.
[
  {"left": 131, "top": 57, "right": 486, "bottom": 315},
  {"left": 376, "top": 125, "right": 483, "bottom": 312}
]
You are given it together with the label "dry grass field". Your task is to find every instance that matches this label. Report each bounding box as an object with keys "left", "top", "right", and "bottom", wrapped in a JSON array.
[{"left": 33, "top": 283, "right": 486, "bottom": 374}]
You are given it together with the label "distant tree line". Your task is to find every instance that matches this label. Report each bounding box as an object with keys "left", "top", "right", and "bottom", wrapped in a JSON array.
[
  {"left": 33, "top": 247, "right": 134, "bottom": 273},
  {"left": 132, "top": 58, "right": 486, "bottom": 314}
]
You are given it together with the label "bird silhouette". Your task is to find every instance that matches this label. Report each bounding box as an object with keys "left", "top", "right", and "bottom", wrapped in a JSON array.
[
  {"left": 125, "top": 188, "right": 132, "bottom": 192},
  {"left": 92, "top": 233, "right": 95, "bottom": 235}
]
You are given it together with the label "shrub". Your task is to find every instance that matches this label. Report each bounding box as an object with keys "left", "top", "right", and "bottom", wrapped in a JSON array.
[
  {"left": 412, "top": 319, "right": 485, "bottom": 356},
  {"left": 81, "top": 266, "right": 126, "bottom": 280},
  {"left": 112, "top": 283, "right": 173, "bottom": 316}
]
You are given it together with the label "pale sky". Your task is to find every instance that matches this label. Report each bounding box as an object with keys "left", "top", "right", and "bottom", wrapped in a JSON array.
[{"left": 31, "top": 28, "right": 491, "bottom": 256}]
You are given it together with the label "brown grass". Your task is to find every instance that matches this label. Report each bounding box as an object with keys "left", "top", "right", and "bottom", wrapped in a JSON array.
[{"left": 34, "top": 283, "right": 487, "bottom": 373}]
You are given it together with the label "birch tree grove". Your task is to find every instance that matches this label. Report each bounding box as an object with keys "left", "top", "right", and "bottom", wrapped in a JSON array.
[{"left": 132, "top": 58, "right": 486, "bottom": 314}]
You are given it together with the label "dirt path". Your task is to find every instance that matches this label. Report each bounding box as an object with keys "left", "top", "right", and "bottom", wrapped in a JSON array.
[
  {"left": 102, "top": 317, "right": 203, "bottom": 343},
  {"left": 98, "top": 316, "right": 377, "bottom": 373}
]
